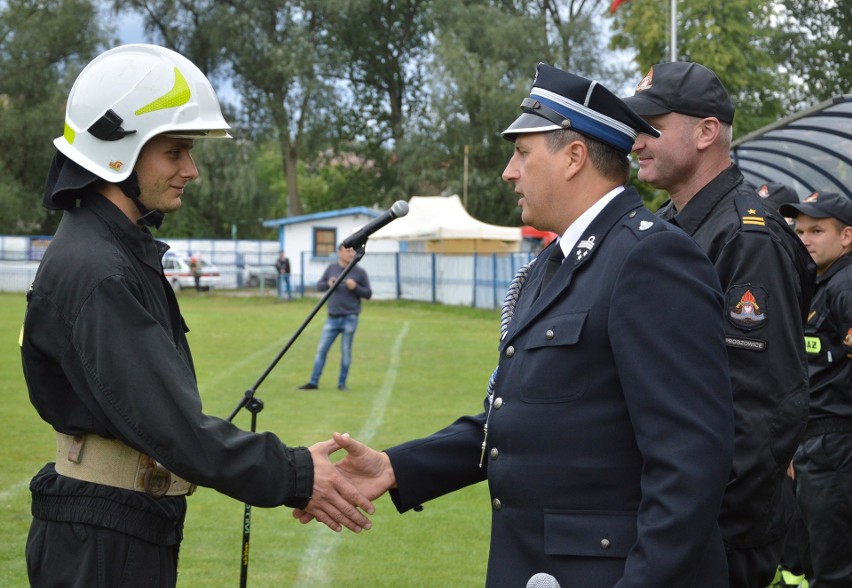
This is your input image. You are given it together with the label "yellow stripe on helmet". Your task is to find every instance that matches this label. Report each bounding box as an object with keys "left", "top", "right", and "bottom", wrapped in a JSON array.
[
  {"left": 64, "top": 122, "right": 76, "bottom": 144},
  {"left": 135, "top": 67, "right": 191, "bottom": 115}
]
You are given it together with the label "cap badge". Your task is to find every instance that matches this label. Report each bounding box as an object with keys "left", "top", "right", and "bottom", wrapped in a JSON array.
[
  {"left": 727, "top": 287, "right": 768, "bottom": 331},
  {"left": 574, "top": 235, "right": 596, "bottom": 262},
  {"left": 636, "top": 68, "right": 654, "bottom": 92},
  {"left": 804, "top": 191, "right": 819, "bottom": 202},
  {"left": 109, "top": 160, "right": 124, "bottom": 172}
]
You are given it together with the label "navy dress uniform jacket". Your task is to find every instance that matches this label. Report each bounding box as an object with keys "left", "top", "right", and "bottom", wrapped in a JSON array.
[{"left": 386, "top": 188, "right": 735, "bottom": 587}]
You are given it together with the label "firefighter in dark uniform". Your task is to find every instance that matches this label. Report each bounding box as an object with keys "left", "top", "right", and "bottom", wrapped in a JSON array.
[
  {"left": 295, "top": 64, "right": 735, "bottom": 587},
  {"left": 624, "top": 62, "right": 816, "bottom": 588},
  {"left": 20, "top": 44, "right": 372, "bottom": 587},
  {"left": 780, "top": 192, "right": 852, "bottom": 588}
]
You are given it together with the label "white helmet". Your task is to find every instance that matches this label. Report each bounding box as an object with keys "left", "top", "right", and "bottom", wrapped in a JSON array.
[{"left": 54, "top": 44, "right": 231, "bottom": 183}]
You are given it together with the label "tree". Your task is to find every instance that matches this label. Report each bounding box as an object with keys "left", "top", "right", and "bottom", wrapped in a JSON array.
[
  {"left": 121, "top": 0, "right": 340, "bottom": 218},
  {"left": 773, "top": 0, "right": 851, "bottom": 108},
  {"left": 0, "top": 0, "right": 109, "bottom": 234},
  {"left": 610, "top": 0, "right": 788, "bottom": 137},
  {"left": 413, "top": 0, "right": 623, "bottom": 226}
]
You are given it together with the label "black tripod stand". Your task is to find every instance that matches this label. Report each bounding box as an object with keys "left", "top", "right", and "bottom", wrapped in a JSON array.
[{"left": 225, "top": 244, "right": 366, "bottom": 588}]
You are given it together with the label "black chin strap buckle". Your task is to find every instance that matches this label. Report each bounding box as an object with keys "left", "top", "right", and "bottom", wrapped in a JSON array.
[{"left": 88, "top": 109, "right": 137, "bottom": 141}]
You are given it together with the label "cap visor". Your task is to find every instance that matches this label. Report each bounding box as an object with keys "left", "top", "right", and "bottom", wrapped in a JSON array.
[
  {"left": 622, "top": 94, "right": 672, "bottom": 118},
  {"left": 501, "top": 112, "right": 561, "bottom": 139},
  {"left": 778, "top": 203, "right": 829, "bottom": 219}
]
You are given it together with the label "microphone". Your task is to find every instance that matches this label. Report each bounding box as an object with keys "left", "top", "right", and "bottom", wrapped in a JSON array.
[
  {"left": 341, "top": 200, "right": 409, "bottom": 249},
  {"left": 526, "top": 573, "right": 561, "bottom": 588}
]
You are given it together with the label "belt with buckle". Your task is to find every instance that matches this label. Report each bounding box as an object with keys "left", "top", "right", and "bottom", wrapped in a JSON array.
[{"left": 55, "top": 432, "right": 196, "bottom": 497}]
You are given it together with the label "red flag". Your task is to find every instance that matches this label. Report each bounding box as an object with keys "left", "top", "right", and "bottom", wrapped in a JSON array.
[{"left": 610, "top": 0, "right": 630, "bottom": 13}]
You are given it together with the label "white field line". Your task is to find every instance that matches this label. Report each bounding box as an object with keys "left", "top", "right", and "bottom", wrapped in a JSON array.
[
  {"left": 294, "top": 321, "right": 410, "bottom": 587},
  {"left": 0, "top": 478, "right": 30, "bottom": 503}
]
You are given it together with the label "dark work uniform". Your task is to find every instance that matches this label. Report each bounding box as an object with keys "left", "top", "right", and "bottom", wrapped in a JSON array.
[
  {"left": 21, "top": 194, "right": 313, "bottom": 587},
  {"left": 794, "top": 252, "right": 852, "bottom": 587},
  {"left": 657, "top": 164, "right": 816, "bottom": 588}
]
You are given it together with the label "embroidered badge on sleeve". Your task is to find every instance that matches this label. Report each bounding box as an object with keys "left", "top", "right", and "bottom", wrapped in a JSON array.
[
  {"left": 727, "top": 286, "right": 768, "bottom": 331},
  {"left": 842, "top": 326, "right": 852, "bottom": 354}
]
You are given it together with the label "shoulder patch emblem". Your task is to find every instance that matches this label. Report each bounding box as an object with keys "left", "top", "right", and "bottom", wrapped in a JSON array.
[
  {"left": 727, "top": 286, "right": 768, "bottom": 331},
  {"left": 843, "top": 327, "right": 852, "bottom": 351},
  {"left": 638, "top": 220, "right": 654, "bottom": 231}
]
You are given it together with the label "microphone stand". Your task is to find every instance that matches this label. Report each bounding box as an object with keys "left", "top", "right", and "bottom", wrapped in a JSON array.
[{"left": 225, "top": 244, "right": 366, "bottom": 588}]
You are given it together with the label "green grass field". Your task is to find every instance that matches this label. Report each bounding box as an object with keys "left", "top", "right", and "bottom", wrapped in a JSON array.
[{"left": 0, "top": 292, "right": 499, "bottom": 587}]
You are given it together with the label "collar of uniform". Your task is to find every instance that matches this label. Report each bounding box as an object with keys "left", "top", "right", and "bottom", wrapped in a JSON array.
[
  {"left": 668, "top": 164, "right": 744, "bottom": 235},
  {"left": 559, "top": 185, "right": 624, "bottom": 260},
  {"left": 80, "top": 193, "right": 163, "bottom": 273},
  {"left": 817, "top": 251, "right": 852, "bottom": 285}
]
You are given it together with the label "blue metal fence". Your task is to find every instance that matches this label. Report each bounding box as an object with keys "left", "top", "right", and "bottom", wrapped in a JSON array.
[{"left": 0, "top": 235, "right": 535, "bottom": 309}]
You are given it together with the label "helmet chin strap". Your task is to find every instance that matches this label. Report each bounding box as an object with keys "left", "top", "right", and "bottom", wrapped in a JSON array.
[{"left": 118, "top": 171, "right": 164, "bottom": 229}]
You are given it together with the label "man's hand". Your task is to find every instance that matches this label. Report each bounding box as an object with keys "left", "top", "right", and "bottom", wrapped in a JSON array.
[
  {"left": 295, "top": 433, "right": 396, "bottom": 527},
  {"left": 303, "top": 437, "right": 376, "bottom": 533}
]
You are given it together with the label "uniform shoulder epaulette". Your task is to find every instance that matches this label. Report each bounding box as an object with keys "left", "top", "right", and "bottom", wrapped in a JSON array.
[
  {"left": 624, "top": 209, "right": 665, "bottom": 239},
  {"left": 734, "top": 192, "right": 769, "bottom": 233}
]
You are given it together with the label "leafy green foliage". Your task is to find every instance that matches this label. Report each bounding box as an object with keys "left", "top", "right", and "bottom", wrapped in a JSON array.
[
  {"left": 0, "top": 0, "right": 108, "bottom": 234},
  {"left": 0, "top": 0, "right": 846, "bottom": 235},
  {"left": 611, "top": 0, "right": 786, "bottom": 137}
]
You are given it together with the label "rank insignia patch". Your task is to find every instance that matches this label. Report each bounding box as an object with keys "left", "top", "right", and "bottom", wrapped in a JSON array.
[
  {"left": 574, "top": 235, "right": 596, "bottom": 262},
  {"left": 727, "top": 286, "right": 768, "bottom": 331}
]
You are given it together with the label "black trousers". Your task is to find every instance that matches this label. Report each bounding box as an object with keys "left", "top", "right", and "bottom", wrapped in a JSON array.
[
  {"left": 794, "top": 432, "right": 852, "bottom": 588},
  {"left": 26, "top": 519, "right": 179, "bottom": 588},
  {"left": 725, "top": 535, "right": 787, "bottom": 588}
]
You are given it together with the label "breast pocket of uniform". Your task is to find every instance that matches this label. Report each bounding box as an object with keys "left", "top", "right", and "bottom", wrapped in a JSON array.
[
  {"left": 519, "top": 310, "right": 588, "bottom": 403},
  {"left": 544, "top": 509, "right": 636, "bottom": 559}
]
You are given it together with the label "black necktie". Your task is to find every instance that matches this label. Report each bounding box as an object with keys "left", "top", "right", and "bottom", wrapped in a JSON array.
[{"left": 540, "top": 243, "right": 564, "bottom": 292}]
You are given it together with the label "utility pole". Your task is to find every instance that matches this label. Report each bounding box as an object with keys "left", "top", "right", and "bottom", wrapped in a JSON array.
[{"left": 463, "top": 144, "right": 470, "bottom": 209}]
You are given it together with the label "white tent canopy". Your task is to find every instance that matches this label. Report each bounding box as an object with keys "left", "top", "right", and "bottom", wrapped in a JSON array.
[{"left": 372, "top": 195, "right": 521, "bottom": 244}]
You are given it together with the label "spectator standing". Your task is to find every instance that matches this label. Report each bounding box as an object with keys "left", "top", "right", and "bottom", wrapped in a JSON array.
[
  {"left": 275, "top": 250, "right": 292, "bottom": 299},
  {"left": 298, "top": 244, "right": 371, "bottom": 391},
  {"left": 780, "top": 192, "right": 852, "bottom": 588},
  {"left": 189, "top": 254, "right": 202, "bottom": 291},
  {"left": 623, "top": 61, "right": 816, "bottom": 588}
]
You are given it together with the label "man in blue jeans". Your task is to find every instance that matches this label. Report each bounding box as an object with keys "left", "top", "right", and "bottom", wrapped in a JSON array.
[{"left": 299, "top": 244, "right": 372, "bottom": 391}]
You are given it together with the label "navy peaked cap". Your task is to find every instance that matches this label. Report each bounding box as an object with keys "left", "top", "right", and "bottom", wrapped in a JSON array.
[{"left": 502, "top": 63, "right": 659, "bottom": 154}]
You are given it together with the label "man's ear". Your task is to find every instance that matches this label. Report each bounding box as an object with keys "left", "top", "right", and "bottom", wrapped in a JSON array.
[
  {"left": 840, "top": 224, "right": 852, "bottom": 249},
  {"left": 563, "top": 140, "right": 587, "bottom": 181},
  {"left": 694, "top": 117, "right": 721, "bottom": 150}
]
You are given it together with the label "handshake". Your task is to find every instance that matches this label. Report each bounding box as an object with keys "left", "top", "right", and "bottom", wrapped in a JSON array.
[{"left": 297, "top": 432, "right": 395, "bottom": 533}]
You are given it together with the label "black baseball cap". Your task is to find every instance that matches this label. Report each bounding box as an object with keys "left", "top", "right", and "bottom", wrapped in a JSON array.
[
  {"left": 502, "top": 63, "right": 659, "bottom": 154},
  {"left": 757, "top": 182, "right": 800, "bottom": 212},
  {"left": 623, "top": 62, "right": 735, "bottom": 124},
  {"left": 779, "top": 192, "right": 852, "bottom": 227}
]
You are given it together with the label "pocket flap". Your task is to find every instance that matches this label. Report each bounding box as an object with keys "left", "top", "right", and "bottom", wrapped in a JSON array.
[
  {"left": 523, "top": 311, "right": 588, "bottom": 350},
  {"left": 543, "top": 510, "right": 636, "bottom": 558}
]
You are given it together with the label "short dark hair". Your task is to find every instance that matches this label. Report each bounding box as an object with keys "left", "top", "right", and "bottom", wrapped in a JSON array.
[{"left": 545, "top": 129, "right": 630, "bottom": 184}]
